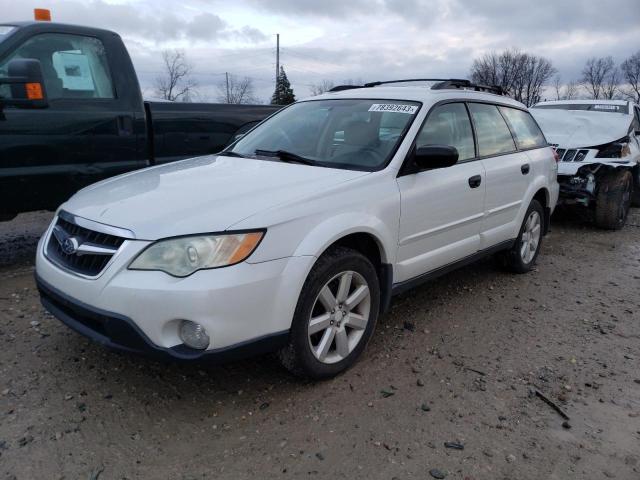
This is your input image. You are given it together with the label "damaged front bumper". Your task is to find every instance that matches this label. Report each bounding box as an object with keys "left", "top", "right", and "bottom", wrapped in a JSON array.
[{"left": 558, "top": 173, "right": 597, "bottom": 206}]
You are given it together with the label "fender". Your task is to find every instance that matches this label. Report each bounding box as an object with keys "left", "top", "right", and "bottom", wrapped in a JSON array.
[
  {"left": 292, "top": 212, "right": 396, "bottom": 264},
  {"left": 512, "top": 174, "right": 550, "bottom": 237}
]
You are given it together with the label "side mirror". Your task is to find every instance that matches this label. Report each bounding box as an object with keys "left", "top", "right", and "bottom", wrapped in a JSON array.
[
  {"left": 414, "top": 145, "right": 458, "bottom": 170},
  {"left": 0, "top": 59, "right": 49, "bottom": 109}
]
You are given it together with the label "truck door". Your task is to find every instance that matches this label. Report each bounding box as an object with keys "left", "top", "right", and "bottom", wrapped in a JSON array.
[{"left": 0, "top": 31, "right": 146, "bottom": 214}]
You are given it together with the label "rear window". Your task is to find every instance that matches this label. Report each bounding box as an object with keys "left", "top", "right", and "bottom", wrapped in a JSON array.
[
  {"left": 499, "top": 107, "right": 547, "bottom": 149},
  {"left": 468, "top": 103, "right": 516, "bottom": 157},
  {"left": 534, "top": 103, "right": 629, "bottom": 114}
]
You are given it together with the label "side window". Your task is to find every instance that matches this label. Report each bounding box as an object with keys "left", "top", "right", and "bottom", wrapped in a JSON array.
[
  {"left": 499, "top": 106, "right": 547, "bottom": 149},
  {"left": 416, "top": 103, "right": 475, "bottom": 161},
  {"left": 0, "top": 33, "right": 114, "bottom": 101},
  {"left": 468, "top": 103, "right": 516, "bottom": 157}
]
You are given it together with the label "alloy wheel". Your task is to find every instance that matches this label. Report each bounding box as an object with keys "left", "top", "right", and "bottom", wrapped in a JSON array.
[
  {"left": 307, "top": 271, "right": 371, "bottom": 364},
  {"left": 520, "top": 210, "right": 541, "bottom": 264}
]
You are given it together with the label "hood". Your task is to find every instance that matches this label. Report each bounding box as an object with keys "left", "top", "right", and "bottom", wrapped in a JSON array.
[
  {"left": 531, "top": 109, "right": 631, "bottom": 149},
  {"left": 63, "top": 155, "right": 368, "bottom": 239}
]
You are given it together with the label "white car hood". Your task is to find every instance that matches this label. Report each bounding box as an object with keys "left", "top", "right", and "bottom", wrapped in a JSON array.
[
  {"left": 63, "top": 155, "right": 368, "bottom": 239},
  {"left": 531, "top": 109, "right": 631, "bottom": 148}
]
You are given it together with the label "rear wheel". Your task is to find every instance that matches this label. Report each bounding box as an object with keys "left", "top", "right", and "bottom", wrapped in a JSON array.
[
  {"left": 595, "top": 170, "right": 632, "bottom": 230},
  {"left": 278, "top": 246, "right": 380, "bottom": 379},
  {"left": 497, "top": 199, "right": 544, "bottom": 274}
]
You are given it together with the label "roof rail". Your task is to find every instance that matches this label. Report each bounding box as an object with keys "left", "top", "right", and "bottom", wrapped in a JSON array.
[
  {"left": 328, "top": 78, "right": 504, "bottom": 95},
  {"left": 328, "top": 85, "right": 365, "bottom": 92},
  {"left": 431, "top": 79, "right": 504, "bottom": 95}
]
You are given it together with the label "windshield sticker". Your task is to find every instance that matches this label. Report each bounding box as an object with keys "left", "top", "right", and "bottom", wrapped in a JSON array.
[
  {"left": 368, "top": 104, "right": 418, "bottom": 114},
  {"left": 593, "top": 105, "right": 620, "bottom": 111}
]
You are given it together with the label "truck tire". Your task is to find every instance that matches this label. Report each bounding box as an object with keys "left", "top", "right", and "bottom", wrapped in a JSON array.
[
  {"left": 278, "top": 246, "right": 380, "bottom": 379},
  {"left": 594, "top": 170, "right": 633, "bottom": 230}
]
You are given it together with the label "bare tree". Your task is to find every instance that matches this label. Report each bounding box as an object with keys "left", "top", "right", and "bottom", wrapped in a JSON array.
[
  {"left": 155, "top": 50, "right": 197, "bottom": 102},
  {"left": 216, "top": 74, "right": 259, "bottom": 104},
  {"left": 552, "top": 75, "right": 579, "bottom": 101},
  {"left": 581, "top": 56, "right": 616, "bottom": 100},
  {"left": 621, "top": 50, "right": 640, "bottom": 103},
  {"left": 553, "top": 75, "right": 562, "bottom": 101},
  {"left": 602, "top": 66, "right": 620, "bottom": 99},
  {"left": 310, "top": 80, "right": 335, "bottom": 96},
  {"left": 564, "top": 80, "right": 578, "bottom": 100},
  {"left": 470, "top": 49, "right": 556, "bottom": 106}
]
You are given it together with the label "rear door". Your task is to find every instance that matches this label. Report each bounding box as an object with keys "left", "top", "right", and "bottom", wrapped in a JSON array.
[
  {"left": 395, "top": 102, "right": 485, "bottom": 283},
  {"left": 467, "top": 102, "right": 526, "bottom": 249}
]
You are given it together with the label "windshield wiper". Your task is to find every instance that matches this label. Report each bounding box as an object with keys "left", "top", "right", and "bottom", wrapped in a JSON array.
[
  {"left": 221, "top": 151, "right": 248, "bottom": 158},
  {"left": 254, "top": 149, "right": 317, "bottom": 166}
]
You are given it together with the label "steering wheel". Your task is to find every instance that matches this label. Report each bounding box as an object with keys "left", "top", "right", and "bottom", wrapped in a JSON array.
[{"left": 331, "top": 146, "right": 383, "bottom": 167}]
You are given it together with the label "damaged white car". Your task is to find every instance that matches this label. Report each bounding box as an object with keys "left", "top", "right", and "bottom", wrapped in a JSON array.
[{"left": 531, "top": 100, "right": 640, "bottom": 229}]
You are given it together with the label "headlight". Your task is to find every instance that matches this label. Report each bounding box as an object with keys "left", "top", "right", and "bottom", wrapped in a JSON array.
[{"left": 129, "top": 231, "right": 264, "bottom": 277}]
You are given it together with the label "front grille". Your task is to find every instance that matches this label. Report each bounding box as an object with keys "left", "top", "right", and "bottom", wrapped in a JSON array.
[
  {"left": 563, "top": 149, "right": 577, "bottom": 162},
  {"left": 46, "top": 216, "right": 125, "bottom": 277},
  {"left": 573, "top": 149, "right": 588, "bottom": 162}
]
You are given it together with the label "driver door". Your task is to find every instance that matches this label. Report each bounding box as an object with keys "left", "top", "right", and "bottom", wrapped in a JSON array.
[{"left": 395, "top": 102, "right": 485, "bottom": 283}]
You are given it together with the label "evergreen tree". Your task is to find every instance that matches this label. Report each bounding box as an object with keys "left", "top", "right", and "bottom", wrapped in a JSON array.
[{"left": 271, "top": 66, "right": 296, "bottom": 105}]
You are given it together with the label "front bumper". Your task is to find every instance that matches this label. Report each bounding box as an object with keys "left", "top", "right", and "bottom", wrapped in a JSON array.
[
  {"left": 35, "top": 221, "right": 316, "bottom": 361},
  {"left": 36, "top": 275, "right": 289, "bottom": 362}
]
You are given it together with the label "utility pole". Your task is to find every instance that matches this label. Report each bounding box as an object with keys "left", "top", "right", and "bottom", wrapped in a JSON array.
[
  {"left": 225, "top": 72, "right": 230, "bottom": 103},
  {"left": 275, "top": 33, "right": 280, "bottom": 104}
]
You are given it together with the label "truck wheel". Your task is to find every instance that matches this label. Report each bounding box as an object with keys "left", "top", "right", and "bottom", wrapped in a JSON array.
[
  {"left": 497, "top": 199, "right": 544, "bottom": 274},
  {"left": 595, "top": 170, "right": 632, "bottom": 230},
  {"left": 278, "top": 246, "right": 380, "bottom": 379}
]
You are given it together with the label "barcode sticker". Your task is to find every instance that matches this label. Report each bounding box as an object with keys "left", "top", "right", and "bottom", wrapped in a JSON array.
[{"left": 368, "top": 104, "right": 418, "bottom": 114}]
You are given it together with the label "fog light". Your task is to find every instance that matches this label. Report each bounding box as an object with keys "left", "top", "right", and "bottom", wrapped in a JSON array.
[{"left": 179, "top": 320, "right": 210, "bottom": 350}]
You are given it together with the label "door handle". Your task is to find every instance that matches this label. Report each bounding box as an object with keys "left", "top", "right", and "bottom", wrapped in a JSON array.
[
  {"left": 117, "top": 115, "right": 134, "bottom": 136},
  {"left": 468, "top": 175, "right": 482, "bottom": 188},
  {"left": 521, "top": 163, "right": 530, "bottom": 175}
]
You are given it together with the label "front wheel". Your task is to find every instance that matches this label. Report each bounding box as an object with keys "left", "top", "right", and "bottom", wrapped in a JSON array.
[
  {"left": 497, "top": 199, "right": 544, "bottom": 274},
  {"left": 278, "top": 246, "right": 380, "bottom": 379},
  {"left": 595, "top": 170, "right": 632, "bottom": 230}
]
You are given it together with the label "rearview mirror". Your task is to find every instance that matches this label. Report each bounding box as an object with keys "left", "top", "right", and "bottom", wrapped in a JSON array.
[
  {"left": 414, "top": 145, "right": 458, "bottom": 170},
  {"left": 0, "top": 58, "right": 49, "bottom": 109}
]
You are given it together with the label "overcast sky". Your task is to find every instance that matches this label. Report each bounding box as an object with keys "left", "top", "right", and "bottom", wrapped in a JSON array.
[{"left": 4, "top": 0, "right": 640, "bottom": 102}]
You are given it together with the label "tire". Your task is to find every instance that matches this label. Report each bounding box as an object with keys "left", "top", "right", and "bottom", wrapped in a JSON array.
[
  {"left": 497, "top": 199, "right": 544, "bottom": 274},
  {"left": 631, "top": 167, "right": 640, "bottom": 208},
  {"left": 594, "top": 170, "right": 633, "bottom": 230},
  {"left": 278, "top": 246, "right": 380, "bottom": 379}
]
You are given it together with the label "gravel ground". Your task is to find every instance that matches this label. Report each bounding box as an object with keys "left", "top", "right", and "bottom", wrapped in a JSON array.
[{"left": 1, "top": 210, "right": 639, "bottom": 480}]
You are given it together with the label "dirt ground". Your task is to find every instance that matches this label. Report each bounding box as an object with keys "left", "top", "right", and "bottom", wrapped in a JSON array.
[{"left": 1, "top": 210, "right": 639, "bottom": 480}]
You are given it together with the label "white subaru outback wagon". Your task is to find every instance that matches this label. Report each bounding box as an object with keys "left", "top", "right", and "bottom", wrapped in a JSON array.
[{"left": 36, "top": 79, "right": 559, "bottom": 378}]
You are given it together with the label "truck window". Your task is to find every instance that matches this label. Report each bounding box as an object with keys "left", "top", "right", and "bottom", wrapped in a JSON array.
[{"left": 0, "top": 33, "right": 114, "bottom": 101}]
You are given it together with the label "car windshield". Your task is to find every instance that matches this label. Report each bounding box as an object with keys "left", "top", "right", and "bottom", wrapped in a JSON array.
[
  {"left": 0, "top": 26, "right": 16, "bottom": 43},
  {"left": 534, "top": 103, "right": 629, "bottom": 114},
  {"left": 227, "top": 99, "right": 421, "bottom": 171}
]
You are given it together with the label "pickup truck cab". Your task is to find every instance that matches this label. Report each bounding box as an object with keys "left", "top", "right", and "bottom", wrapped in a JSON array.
[
  {"left": 0, "top": 21, "right": 280, "bottom": 220},
  {"left": 36, "top": 79, "right": 559, "bottom": 378}
]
